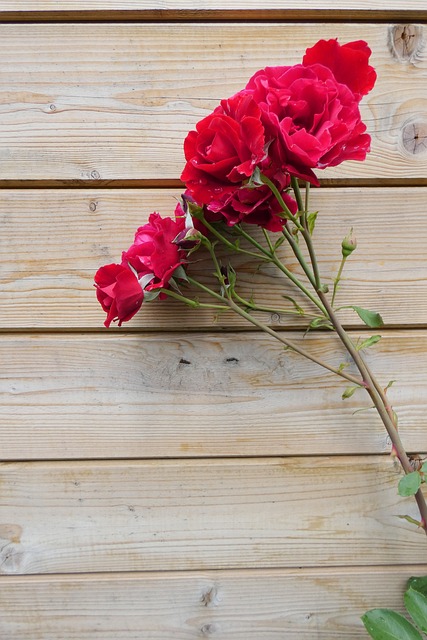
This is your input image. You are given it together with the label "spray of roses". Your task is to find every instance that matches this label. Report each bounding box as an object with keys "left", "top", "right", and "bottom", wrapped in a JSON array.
[{"left": 95, "top": 39, "right": 427, "bottom": 539}]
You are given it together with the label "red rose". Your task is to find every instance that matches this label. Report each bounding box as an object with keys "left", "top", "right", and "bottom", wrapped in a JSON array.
[
  {"left": 246, "top": 40, "right": 375, "bottom": 184},
  {"left": 181, "top": 91, "right": 266, "bottom": 207},
  {"left": 204, "top": 170, "right": 297, "bottom": 232},
  {"left": 121, "top": 213, "right": 187, "bottom": 292},
  {"left": 303, "top": 39, "right": 376, "bottom": 101},
  {"left": 94, "top": 263, "right": 144, "bottom": 328}
]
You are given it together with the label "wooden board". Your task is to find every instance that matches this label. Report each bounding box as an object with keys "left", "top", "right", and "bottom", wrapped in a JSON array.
[
  {"left": 0, "top": 457, "right": 425, "bottom": 575},
  {"left": 2, "top": 567, "right": 427, "bottom": 639},
  {"left": 1, "top": 331, "right": 427, "bottom": 460},
  {"left": 0, "top": 1, "right": 426, "bottom": 20},
  {"left": 1, "top": 187, "right": 426, "bottom": 330},
  {"left": 0, "top": 24, "right": 426, "bottom": 183}
]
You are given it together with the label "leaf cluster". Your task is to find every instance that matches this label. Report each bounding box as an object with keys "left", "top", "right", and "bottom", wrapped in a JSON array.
[{"left": 362, "top": 576, "right": 427, "bottom": 639}]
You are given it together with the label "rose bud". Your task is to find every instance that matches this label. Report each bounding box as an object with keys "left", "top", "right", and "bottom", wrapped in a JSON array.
[{"left": 341, "top": 230, "right": 357, "bottom": 258}]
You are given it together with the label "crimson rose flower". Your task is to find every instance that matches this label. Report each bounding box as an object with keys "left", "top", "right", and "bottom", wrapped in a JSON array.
[
  {"left": 181, "top": 91, "right": 297, "bottom": 229},
  {"left": 121, "top": 212, "right": 187, "bottom": 293},
  {"left": 302, "top": 39, "right": 376, "bottom": 101},
  {"left": 245, "top": 39, "right": 375, "bottom": 184},
  {"left": 94, "top": 263, "right": 144, "bottom": 328},
  {"left": 203, "top": 170, "right": 297, "bottom": 232}
]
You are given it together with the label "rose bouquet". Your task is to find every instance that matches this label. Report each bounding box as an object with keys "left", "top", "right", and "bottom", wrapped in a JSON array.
[{"left": 95, "top": 38, "right": 427, "bottom": 637}]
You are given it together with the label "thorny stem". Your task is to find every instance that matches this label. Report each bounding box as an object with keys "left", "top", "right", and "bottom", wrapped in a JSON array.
[
  {"left": 224, "top": 296, "right": 364, "bottom": 387},
  {"left": 232, "top": 290, "right": 319, "bottom": 320},
  {"left": 160, "top": 287, "right": 229, "bottom": 311},
  {"left": 289, "top": 178, "right": 427, "bottom": 532},
  {"left": 331, "top": 256, "right": 346, "bottom": 308},
  {"left": 318, "top": 290, "right": 427, "bottom": 532}
]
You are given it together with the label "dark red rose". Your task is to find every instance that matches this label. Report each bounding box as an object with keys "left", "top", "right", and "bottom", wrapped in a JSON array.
[
  {"left": 181, "top": 91, "right": 266, "bottom": 207},
  {"left": 121, "top": 213, "right": 187, "bottom": 292},
  {"left": 204, "top": 170, "right": 297, "bottom": 232},
  {"left": 245, "top": 41, "right": 375, "bottom": 184},
  {"left": 302, "top": 39, "right": 376, "bottom": 101},
  {"left": 94, "top": 263, "right": 144, "bottom": 328}
]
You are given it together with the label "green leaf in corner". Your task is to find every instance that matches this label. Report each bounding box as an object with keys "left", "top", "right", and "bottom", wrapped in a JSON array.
[
  {"left": 362, "top": 609, "right": 423, "bottom": 640},
  {"left": 408, "top": 576, "right": 427, "bottom": 597},
  {"left": 351, "top": 306, "right": 384, "bottom": 328},
  {"left": 405, "top": 586, "right": 427, "bottom": 633},
  {"left": 421, "top": 462, "right": 427, "bottom": 474},
  {"left": 398, "top": 471, "right": 422, "bottom": 497},
  {"left": 356, "top": 335, "right": 382, "bottom": 351}
]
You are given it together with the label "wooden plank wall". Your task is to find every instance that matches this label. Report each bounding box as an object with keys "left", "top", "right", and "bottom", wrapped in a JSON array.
[{"left": 1, "top": 3, "right": 427, "bottom": 638}]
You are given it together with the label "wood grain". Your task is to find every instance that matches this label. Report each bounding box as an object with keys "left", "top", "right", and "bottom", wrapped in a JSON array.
[
  {"left": 1, "top": 331, "right": 427, "bottom": 460},
  {"left": 0, "top": 24, "right": 426, "bottom": 183},
  {"left": 0, "top": 457, "right": 425, "bottom": 575},
  {"left": 1, "top": 1, "right": 425, "bottom": 11},
  {"left": 1, "top": 188, "right": 426, "bottom": 329},
  {"left": 2, "top": 567, "right": 427, "bottom": 639}
]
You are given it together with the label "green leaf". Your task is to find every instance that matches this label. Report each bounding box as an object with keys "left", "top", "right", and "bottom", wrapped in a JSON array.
[
  {"left": 356, "top": 335, "right": 382, "bottom": 351},
  {"left": 362, "top": 609, "right": 423, "bottom": 640},
  {"left": 307, "top": 317, "right": 333, "bottom": 330},
  {"left": 281, "top": 295, "right": 304, "bottom": 315},
  {"left": 398, "top": 472, "right": 422, "bottom": 497},
  {"left": 405, "top": 587, "right": 427, "bottom": 633},
  {"left": 385, "top": 380, "right": 396, "bottom": 391},
  {"left": 351, "top": 306, "right": 384, "bottom": 328},
  {"left": 398, "top": 515, "right": 423, "bottom": 528},
  {"left": 342, "top": 385, "right": 359, "bottom": 400},
  {"left": 408, "top": 577, "right": 427, "bottom": 597},
  {"left": 421, "top": 463, "right": 427, "bottom": 474},
  {"left": 306, "top": 211, "right": 318, "bottom": 235}
]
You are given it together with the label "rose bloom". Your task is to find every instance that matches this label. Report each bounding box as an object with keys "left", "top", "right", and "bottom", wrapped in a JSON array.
[
  {"left": 181, "top": 91, "right": 297, "bottom": 229},
  {"left": 121, "top": 212, "right": 187, "bottom": 293},
  {"left": 95, "top": 212, "right": 188, "bottom": 327},
  {"left": 245, "top": 39, "right": 376, "bottom": 184},
  {"left": 203, "top": 170, "right": 297, "bottom": 232},
  {"left": 94, "top": 263, "right": 144, "bottom": 328}
]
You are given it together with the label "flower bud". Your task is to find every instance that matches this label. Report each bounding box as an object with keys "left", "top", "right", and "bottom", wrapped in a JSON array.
[
  {"left": 341, "top": 229, "right": 357, "bottom": 258},
  {"left": 173, "top": 227, "right": 203, "bottom": 251}
]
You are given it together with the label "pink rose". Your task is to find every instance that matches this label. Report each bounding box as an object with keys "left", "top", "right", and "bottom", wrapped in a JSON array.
[
  {"left": 121, "top": 213, "right": 187, "bottom": 293},
  {"left": 246, "top": 39, "right": 375, "bottom": 184},
  {"left": 94, "top": 263, "right": 144, "bottom": 328}
]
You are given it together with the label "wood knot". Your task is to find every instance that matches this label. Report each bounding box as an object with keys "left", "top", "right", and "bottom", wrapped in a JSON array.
[
  {"left": 401, "top": 120, "right": 427, "bottom": 156},
  {"left": 388, "top": 25, "right": 425, "bottom": 63},
  {"left": 200, "top": 623, "right": 218, "bottom": 635},
  {"left": 200, "top": 585, "right": 220, "bottom": 607}
]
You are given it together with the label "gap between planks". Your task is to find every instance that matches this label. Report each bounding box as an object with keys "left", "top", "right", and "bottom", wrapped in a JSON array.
[{"left": 1, "top": 10, "right": 427, "bottom": 23}]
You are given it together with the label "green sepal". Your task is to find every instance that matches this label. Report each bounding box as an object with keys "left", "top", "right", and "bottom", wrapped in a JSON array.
[
  {"left": 362, "top": 609, "right": 423, "bottom": 640},
  {"left": 143, "top": 289, "right": 161, "bottom": 303},
  {"left": 398, "top": 471, "right": 422, "bottom": 497},
  {"left": 405, "top": 586, "right": 427, "bottom": 633},
  {"left": 172, "top": 265, "right": 189, "bottom": 282},
  {"left": 351, "top": 306, "right": 384, "bottom": 328}
]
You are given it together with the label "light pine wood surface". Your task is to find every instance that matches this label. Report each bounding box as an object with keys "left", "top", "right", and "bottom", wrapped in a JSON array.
[
  {"left": 1, "top": 187, "right": 426, "bottom": 329},
  {"left": 2, "top": 567, "right": 427, "bottom": 640},
  {"left": 1, "top": 7, "right": 426, "bottom": 640},
  {"left": 0, "top": 457, "right": 426, "bottom": 575},
  {"left": 0, "top": 23, "right": 426, "bottom": 183},
  {"left": 1, "top": 331, "right": 427, "bottom": 460}
]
